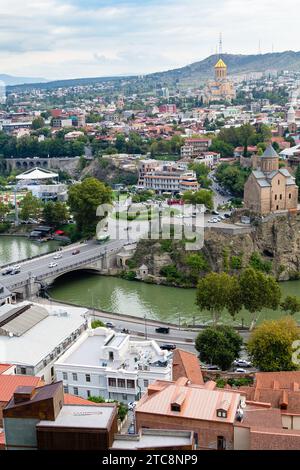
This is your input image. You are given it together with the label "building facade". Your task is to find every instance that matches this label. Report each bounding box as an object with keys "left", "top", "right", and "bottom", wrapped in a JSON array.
[
  {"left": 244, "top": 145, "right": 298, "bottom": 214},
  {"left": 55, "top": 327, "right": 173, "bottom": 403},
  {"left": 204, "top": 58, "right": 236, "bottom": 104}
]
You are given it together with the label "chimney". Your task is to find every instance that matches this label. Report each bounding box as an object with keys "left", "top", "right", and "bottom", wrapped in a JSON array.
[{"left": 14, "top": 386, "right": 36, "bottom": 404}]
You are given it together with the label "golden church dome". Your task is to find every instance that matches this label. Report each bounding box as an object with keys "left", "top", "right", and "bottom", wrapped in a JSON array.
[{"left": 215, "top": 58, "right": 227, "bottom": 68}]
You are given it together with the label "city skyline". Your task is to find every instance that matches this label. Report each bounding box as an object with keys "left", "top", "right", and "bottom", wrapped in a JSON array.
[{"left": 0, "top": 0, "right": 299, "bottom": 80}]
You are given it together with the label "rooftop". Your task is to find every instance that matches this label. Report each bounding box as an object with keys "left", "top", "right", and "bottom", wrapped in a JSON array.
[
  {"left": 0, "top": 302, "right": 88, "bottom": 367},
  {"left": 136, "top": 378, "right": 241, "bottom": 424},
  {"left": 172, "top": 349, "right": 204, "bottom": 385},
  {"left": 37, "top": 404, "right": 116, "bottom": 430},
  {"left": 0, "top": 375, "right": 43, "bottom": 402},
  {"left": 111, "top": 429, "right": 193, "bottom": 450}
]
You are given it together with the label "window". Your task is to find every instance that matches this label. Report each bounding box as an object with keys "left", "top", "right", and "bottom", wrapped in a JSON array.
[
  {"left": 143, "top": 379, "right": 149, "bottom": 388},
  {"left": 289, "top": 193, "right": 292, "bottom": 199},
  {"left": 87, "top": 390, "right": 91, "bottom": 398},
  {"left": 127, "top": 380, "right": 135, "bottom": 389},
  {"left": 280, "top": 194, "right": 282, "bottom": 200},
  {"left": 63, "top": 386, "right": 69, "bottom": 393},
  {"left": 217, "top": 436, "right": 226, "bottom": 451},
  {"left": 72, "top": 373, "right": 78, "bottom": 381},
  {"left": 108, "top": 378, "right": 116, "bottom": 387},
  {"left": 275, "top": 194, "right": 277, "bottom": 200},
  {"left": 122, "top": 394, "right": 127, "bottom": 401},
  {"left": 109, "top": 351, "right": 114, "bottom": 361},
  {"left": 276, "top": 205, "right": 279, "bottom": 210},
  {"left": 62, "top": 372, "right": 68, "bottom": 381},
  {"left": 278, "top": 180, "right": 280, "bottom": 185},
  {"left": 73, "top": 387, "right": 78, "bottom": 396},
  {"left": 118, "top": 379, "right": 126, "bottom": 388},
  {"left": 217, "top": 409, "right": 227, "bottom": 418},
  {"left": 51, "top": 367, "right": 54, "bottom": 377},
  {"left": 20, "top": 367, "right": 26, "bottom": 375},
  {"left": 171, "top": 403, "right": 181, "bottom": 412},
  {"left": 86, "top": 374, "right": 91, "bottom": 383}
]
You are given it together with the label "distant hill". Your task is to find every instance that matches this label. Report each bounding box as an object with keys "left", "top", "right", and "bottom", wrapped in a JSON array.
[
  {"left": 148, "top": 51, "right": 300, "bottom": 85},
  {"left": 6, "top": 50, "right": 300, "bottom": 91},
  {"left": 0, "top": 74, "right": 47, "bottom": 86}
]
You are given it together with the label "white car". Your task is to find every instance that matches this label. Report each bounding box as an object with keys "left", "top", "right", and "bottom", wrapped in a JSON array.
[
  {"left": 234, "top": 359, "right": 252, "bottom": 368},
  {"left": 49, "top": 262, "right": 58, "bottom": 268},
  {"left": 12, "top": 265, "right": 21, "bottom": 270},
  {"left": 53, "top": 254, "right": 63, "bottom": 260},
  {"left": 235, "top": 368, "right": 247, "bottom": 373}
]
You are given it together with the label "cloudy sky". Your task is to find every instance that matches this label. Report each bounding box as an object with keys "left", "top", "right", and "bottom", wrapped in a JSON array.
[{"left": 0, "top": 0, "right": 298, "bottom": 80}]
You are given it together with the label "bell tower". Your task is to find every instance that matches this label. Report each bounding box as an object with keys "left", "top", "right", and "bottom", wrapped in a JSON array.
[
  {"left": 260, "top": 145, "right": 279, "bottom": 173},
  {"left": 215, "top": 59, "right": 227, "bottom": 80}
]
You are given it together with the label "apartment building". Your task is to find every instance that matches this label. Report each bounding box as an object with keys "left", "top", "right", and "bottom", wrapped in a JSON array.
[
  {"left": 138, "top": 160, "right": 199, "bottom": 194},
  {"left": 181, "top": 138, "right": 212, "bottom": 159},
  {"left": 55, "top": 327, "right": 173, "bottom": 403}
]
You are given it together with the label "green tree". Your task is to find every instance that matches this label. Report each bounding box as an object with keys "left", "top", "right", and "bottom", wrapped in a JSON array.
[
  {"left": 43, "top": 201, "right": 69, "bottom": 227},
  {"left": 183, "top": 189, "right": 214, "bottom": 210},
  {"left": 19, "top": 192, "right": 41, "bottom": 221},
  {"left": 196, "top": 272, "right": 241, "bottom": 324},
  {"left": 195, "top": 325, "right": 243, "bottom": 370},
  {"left": 31, "top": 117, "right": 45, "bottom": 130},
  {"left": 0, "top": 202, "right": 9, "bottom": 222},
  {"left": 247, "top": 317, "right": 300, "bottom": 371},
  {"left": 91, "top": 320, "right": 105, "bottom": 329},
  {"left": 68, "top": 177, "right": 112, "bottom": 237},
  {"left": 239, "top": 268, "right": 281, "bottom": 328},
  {"left": 281, "top": 296, "right": 300, "bottom": 316}
]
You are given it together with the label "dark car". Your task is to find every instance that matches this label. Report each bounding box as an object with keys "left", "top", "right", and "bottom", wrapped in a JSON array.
[
  {"left": 155, "top": 327, "right": 170, "bottom": 334},
  {"left": 160, "top": 344, "right": 176, "bottom": 351},
  {"left": 105, "top": 322, "right": 115, "bottom": 329},
  {"left": 72, "top": 249, "right": 80, "bottom": 255},
  {"left": 10, "top": 269, "right": 20, "bottom": 275},
  {"left": 2, "top": 268, "right": 12, "bottom": 276}
]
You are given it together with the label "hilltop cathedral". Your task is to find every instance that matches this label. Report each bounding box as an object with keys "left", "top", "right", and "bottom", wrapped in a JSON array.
[{"left": 203, "top": 58, "right": 236, "bottom": 104}]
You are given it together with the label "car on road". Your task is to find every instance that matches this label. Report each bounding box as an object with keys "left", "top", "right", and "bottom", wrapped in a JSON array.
[
  {"left": 206, "top": 365, "right": 221, "bottom": 371},
  {"left": 235, "top": 368, "right": 247, "bottom": 373},
  {"left": 72, "top": 249, "right": 80, "bottom": 255},
  {"left": 105, "top": 322, "right": 115, "bottom": 329},
  {"left": 10, "top": 269, "right": 21, "bottom": 275},
  {"left": 224, "top": 213, "right": 231, "bottom": 218},
  {"left": 160, "top": 344, "right": 176, "bottom": 351},
  {"left": 53, "top": 253, "right": 63, "bottom": 260},
  {"left": 2, "top": 268, "right": 13, "bottom": 276},
  {"left": 212, "top": 210, "right": 219, "bottom": 216},
  {"left": 155, "top": 327, "right": 170, "bottom": 334},
  {"left": 12, "top": 265, "right": 21, "bottom": 270},
  {"left": 49, "top": 262, "right": 58, "bottom": 268},
  {"left": 233, "top": 359, "right": 252, "bottom": 368}
]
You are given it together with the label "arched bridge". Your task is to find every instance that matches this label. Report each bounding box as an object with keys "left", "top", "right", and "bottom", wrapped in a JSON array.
[{"left": 1, "top": 240, "right": 126, "bottom": 299}]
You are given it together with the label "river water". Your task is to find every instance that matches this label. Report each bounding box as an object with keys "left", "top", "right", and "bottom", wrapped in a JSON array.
[
  {"left": 49, "top": 271, "right": 300, "bottom": 327},
  {"left": 0, "top": 236, "right": 59, "bottom": 267}
]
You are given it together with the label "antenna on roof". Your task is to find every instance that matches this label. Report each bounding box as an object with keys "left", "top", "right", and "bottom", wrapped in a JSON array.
[
  {"left": 219, "top": 32, "right": 223, "bottom": 58},
  {"left": 258, "top": 39, "right": 262, "bottom": 55}
]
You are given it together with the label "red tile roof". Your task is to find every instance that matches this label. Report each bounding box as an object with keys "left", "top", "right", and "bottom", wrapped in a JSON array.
[
  {"left": 172, "top": 350, "right": 204, "bottom": 385},
  {"left": 64, "top": 394, "right": 96, "bottom": 406},
  {"left": 0, "top": 364, "right": 14, "bottom": 375},
  {"left": 0, "top": 375, "right": 43, "bottom": 402}
]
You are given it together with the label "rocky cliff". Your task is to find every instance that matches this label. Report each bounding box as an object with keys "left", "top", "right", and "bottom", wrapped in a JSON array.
[{"left": 131, "top": 212, "right": 300, "bottom": 284}]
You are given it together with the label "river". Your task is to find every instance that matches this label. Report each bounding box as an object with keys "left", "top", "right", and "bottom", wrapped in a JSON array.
[
  {"left": 49, "top": 271, "right": 300, "bottom": 327},
  {"left": 0, "top": 236, "right": 59, "bottom": 267}
]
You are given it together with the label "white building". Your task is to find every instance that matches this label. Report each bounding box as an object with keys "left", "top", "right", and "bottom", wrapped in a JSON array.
[
  {"left": 0, "top": 283, "right": 12, "bottom": 307},
  {"left": 16, "top": 167, "right": 68, "bottom": 202},
  {"left": 0, "top": 301, "right": 88, "bottom": 383},
  {"left": 55, "top": 327, "right": 173, "bottom": 403},
  {"left": 138, "top": 160, "right": 199, "bottom": 194}
]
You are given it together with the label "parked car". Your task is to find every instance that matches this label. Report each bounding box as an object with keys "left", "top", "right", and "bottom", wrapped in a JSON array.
[
  {"left": 224, "top": 213, "right": 231, "bottom": 219},
  {"left": 155, "top": 327, "right": 170, "bottom": 334},
  {"left": 212, "top": 210, "right": 219, "bottom": 216},
  {"left": 235, "top": 368, "right": 247, "bottom": 373},
  {"left": 49, "top": 262, "right": 58, "bottom": 268},
  {"left": 128, "top": 423, "right": 135, "bottom": 434},
  {"left": 160, "top": 344, "right": 176, "bottom": 351},
  {"left": 72, "top": 249, "right": 80, "bottom": 255},
  {"left": 206, "top": 365, "right": 221, "bottom": 371},
  {"left": 53, "top": 253, "right": 63, "bottom": 260},
  {"left": 105, "top": 322, "right": 115, "bottom": 329},
  {"left": 121, "top": 328, "right": 130, "bottom": 334},
  {"left": 233, "top": 359, "right": 252, "bottom": 368}
]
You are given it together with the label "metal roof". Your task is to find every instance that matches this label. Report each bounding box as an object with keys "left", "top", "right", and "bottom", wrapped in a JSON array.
[{"left": 0, "top": 304, "right": 49, "bottom": 337}]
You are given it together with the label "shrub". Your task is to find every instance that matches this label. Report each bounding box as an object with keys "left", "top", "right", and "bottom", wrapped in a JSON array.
[{"left": 91, "top": 320, "right": 105, "bottom": 329}]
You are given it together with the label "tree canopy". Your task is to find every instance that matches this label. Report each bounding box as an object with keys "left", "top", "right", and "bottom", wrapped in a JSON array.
[{"left": 247, "top": 317, "right": 300, "bottom": 372}]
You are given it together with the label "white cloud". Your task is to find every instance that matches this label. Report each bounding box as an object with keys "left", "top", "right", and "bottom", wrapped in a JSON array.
[{"left": 0, "top": 0, "right": 298, "bottom": 79}]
